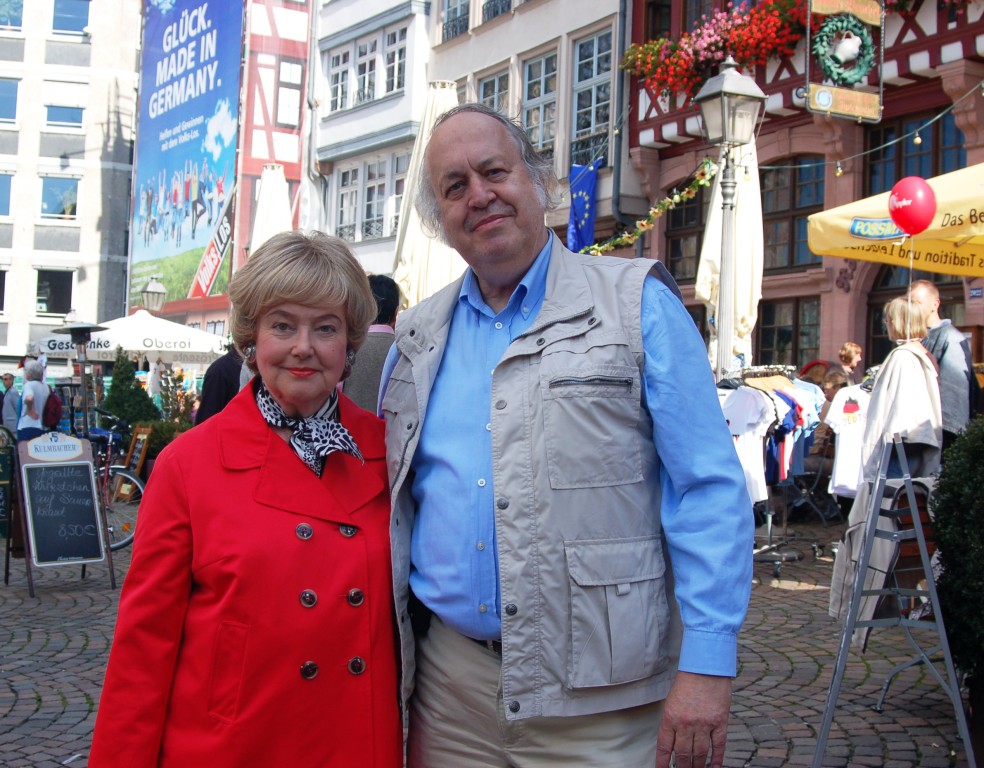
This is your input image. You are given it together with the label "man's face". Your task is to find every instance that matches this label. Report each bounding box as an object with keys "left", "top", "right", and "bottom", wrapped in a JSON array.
[
  {"left": 2, "top": 375, "right": 12, "bottom": 391},
  {"left": 425, "top": 111, "right": 548, "bottom": 285}
]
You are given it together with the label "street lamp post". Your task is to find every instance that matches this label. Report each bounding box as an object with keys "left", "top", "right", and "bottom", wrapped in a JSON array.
[
  {"left": 140, "top": 276, "right": 167, "bottom": 315},
  {"left": 693, "top": 56, "right": 766, "bottom": 381}
]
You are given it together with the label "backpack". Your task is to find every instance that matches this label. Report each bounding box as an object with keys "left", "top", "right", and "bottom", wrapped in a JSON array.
[{"left": 42, "top": 386, "right": 63, "bottom": 430}]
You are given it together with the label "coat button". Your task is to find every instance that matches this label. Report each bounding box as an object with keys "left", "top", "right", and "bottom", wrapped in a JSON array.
[
  {"left": 536, "top": 337, "right": 545, "bottom": 346},
  {"left": 339, "top": 524, "right": 358, "bottom": 538},
  {"left": 300, "top": 661, "right": 319, "bottom": 680},
  {"left": 497, "top": 498, "right": 509, "bottom": 510},
  {"left": 505, "top": 603, "right": 517, "bottom": 616},
  {"left": 508, "top": 701, "right": 520, "bottom": 713},
  {"left": 295, "top": 523, "right": 313, "bottom": 540},
  {"left": 495, "top": 400, "right": 506, "bottom": 410},
  {"left": 348, "top": 657, "right": 366, "bottom": 675},
  {"left": 347, "top": 588, "right": 365, "bottom": 607},
  {"left": 299, "top": 589, "right": 318, "bottom": 608}
]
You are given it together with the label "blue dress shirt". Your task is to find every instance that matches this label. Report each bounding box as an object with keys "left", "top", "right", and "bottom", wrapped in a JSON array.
[{"left": 382, "top": 232, "right": 753, "bottom": 677}]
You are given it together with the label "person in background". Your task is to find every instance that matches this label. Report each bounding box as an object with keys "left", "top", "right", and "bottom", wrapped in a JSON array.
[
  {"left": 2, "top": 372, "right": 19, "bottom": 435},
  {"left": 195, "top": 344, "right": 244, "bottom": 425},
  {"left": 343, "top": 274, "right": 401, "bottom": 412},
  {"left": 380, "top": 104, "right": 753, "bottom": 768},
  {"left": 837, "top": 341, "right": 863, "bottom": 384},
  {"left": 908, "top": 279, "right": 979, "bottom": 452},
  {"left": 90, "top": 231, "right": 402, "bottom": 768},
  {"left": 16, "top": 360, "right": 48, "bottom": 442}
]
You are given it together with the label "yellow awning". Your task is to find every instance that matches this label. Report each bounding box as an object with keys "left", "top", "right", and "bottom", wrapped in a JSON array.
[{"left": 807, "top": 163, "right": 984, "bottom": 277}]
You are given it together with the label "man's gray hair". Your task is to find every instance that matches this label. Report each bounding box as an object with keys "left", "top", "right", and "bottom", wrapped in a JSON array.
[
  {"left": 415, "top": 104, "right": 558, "bottom": 244},
  {"left": 24, "top": 359, "right": 43, "bottom": 381}
]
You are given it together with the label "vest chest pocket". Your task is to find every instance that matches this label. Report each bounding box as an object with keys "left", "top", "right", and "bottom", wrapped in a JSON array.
[
  {"left": 565, "top": 537, "right": 670, "bottom": 688},
  {"left": 540, "top": 363, "right": 643, "bottom": 489}
]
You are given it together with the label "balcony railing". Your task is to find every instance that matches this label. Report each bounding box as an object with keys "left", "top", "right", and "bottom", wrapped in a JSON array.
[
  {"left": 337, "top": 223, "right": 356, "bottom": 242},
  {"left": 362, "top": 218, "right": 384, "bottom": 239},
  {"left": 569, "top": 132, "right": 608, "bottom": 167},
  {"left": 482, "top": 0, "right": 510, "bottom": 23},
  {"left": 355, "top": 89, "right": 374, "bottom": 106},
  {"left": 442, "top": 12, "right": 469, "bottom": 42}
]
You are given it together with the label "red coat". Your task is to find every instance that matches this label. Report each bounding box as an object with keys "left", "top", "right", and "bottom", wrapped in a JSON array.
[{"left": 90, "top": 387, "right": 402, "bottom": 767}]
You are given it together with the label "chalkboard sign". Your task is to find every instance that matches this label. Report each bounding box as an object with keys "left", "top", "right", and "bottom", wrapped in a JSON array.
[
  {"left": 21, "top": 462, "right": 104, "bottom": 567},
  {"left": 125, "top": 427, "right": 152, "bottom": 478}
]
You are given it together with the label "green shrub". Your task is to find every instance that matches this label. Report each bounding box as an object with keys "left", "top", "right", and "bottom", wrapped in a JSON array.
[
  {"left": 931, "top": 416, "right": 984, "bottom": 680},
  {"left": 100, "top": 346, "right": 160, "bottom": 427}
]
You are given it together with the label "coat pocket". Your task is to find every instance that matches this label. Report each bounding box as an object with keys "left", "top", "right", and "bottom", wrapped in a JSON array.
[
  {"left": 207, "top": 621, "right": 249, "bottom": 723},
  {"left": 565, "top": 537, "right": 670, "bottom": 688}
]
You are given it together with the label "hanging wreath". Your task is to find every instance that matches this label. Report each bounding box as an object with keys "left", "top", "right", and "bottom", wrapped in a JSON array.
[{"left": 812, "top": 13, "right": 876, "bottom": 87}]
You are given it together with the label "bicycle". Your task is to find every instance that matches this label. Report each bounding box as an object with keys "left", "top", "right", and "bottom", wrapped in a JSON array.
[{"left": 81, "top": 407, "right": 146, "bottom": 551}]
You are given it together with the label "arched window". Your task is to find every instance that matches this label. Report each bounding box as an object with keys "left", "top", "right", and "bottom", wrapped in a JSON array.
[{"left": 866, "top": 267, "right": 964, "bottom": 366}]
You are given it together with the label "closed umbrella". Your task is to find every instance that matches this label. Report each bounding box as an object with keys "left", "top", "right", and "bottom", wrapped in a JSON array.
[
  {"left": 807, "top": 163, "right": 984, "bottom": 277},
  {"left": 249, "top": 163, "right": 293, "bottom": 254},
  {"left": 695, "top": 143, "right": 765, "bottom": 370},
  {"left": 392, "top": 81, "right": 465, "bottom": 306}
]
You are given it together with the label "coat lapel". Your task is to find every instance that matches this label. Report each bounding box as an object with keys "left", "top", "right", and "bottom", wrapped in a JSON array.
[{"left": 217, "top": 387, "right": 386, "bottom": 523}]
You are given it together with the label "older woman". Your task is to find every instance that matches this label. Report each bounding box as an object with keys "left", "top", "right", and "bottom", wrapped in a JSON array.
[
  {"left": 16, "top": 359, "right": 49, "bottom": 441},
  {"left": 829, "top": 295, "right": 942, "bottom": 648},
  {"left": 90, "top": 232, "right": 402, "bottom": 767}
]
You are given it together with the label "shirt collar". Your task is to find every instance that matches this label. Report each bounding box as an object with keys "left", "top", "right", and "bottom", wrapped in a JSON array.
[
  {"left": 367, "top": 323, "right": 395, "bottom": 335},
  {"left": 458, "top": 230, "right": 553, "bottom": 319}
]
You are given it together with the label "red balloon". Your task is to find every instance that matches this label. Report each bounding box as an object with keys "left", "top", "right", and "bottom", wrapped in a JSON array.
[{"left": 889, "top": 176, "right": 937, "bottom": 236}]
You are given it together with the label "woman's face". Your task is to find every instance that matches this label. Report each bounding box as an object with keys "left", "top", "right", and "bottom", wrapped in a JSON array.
[{"left": 254, "top": 302, "right": 349, "bottom": 418}]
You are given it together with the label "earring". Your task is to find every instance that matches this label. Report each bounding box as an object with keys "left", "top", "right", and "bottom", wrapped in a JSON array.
[
  {"left": 242, "top": 343, "right": 256, "bottom": 362},
  {"left": 345, "top": 349, "right": 356, "bottom": 369}
]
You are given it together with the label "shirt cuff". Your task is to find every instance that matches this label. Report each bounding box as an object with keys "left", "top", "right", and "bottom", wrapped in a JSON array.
[{"left": 678, "top": 628, "right": 739, "bottom": 677}]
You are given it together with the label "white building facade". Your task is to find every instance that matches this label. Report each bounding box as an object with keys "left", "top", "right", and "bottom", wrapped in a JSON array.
[{"left": 0, "top": 0, "right": 140, "bottom": 373}]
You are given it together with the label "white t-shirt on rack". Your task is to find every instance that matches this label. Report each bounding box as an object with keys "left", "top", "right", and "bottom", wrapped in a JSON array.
[{"left": 823, "top": 384, "right": 871, "bottom": 498}]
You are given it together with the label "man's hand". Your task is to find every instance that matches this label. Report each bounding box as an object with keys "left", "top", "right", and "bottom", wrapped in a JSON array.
[{"left": 655, "top": 671, "right": 732, "bottom": 768}]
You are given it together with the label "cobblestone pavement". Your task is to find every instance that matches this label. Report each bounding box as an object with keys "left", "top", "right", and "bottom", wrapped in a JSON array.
[{"left": 1, "top": 520, "right": 976, "bottom": 767}]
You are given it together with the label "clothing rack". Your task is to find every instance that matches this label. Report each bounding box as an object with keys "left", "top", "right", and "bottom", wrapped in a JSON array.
[{"left": 812, "top": 434, "right": 975, "bottom": 767}]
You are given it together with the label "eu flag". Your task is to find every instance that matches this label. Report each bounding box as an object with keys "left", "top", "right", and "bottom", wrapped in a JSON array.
[{"left": 567, "top": 157, "right": 604, "bottom": 252}]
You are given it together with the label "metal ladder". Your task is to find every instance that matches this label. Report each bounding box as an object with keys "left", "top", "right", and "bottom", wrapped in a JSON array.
[{"left": 812, "top": 434, "right": 976, "bottom": 767}]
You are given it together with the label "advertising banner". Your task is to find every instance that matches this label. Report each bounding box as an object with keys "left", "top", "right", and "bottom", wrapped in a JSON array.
[{"left": 129, "top": 0, "right": 245, "bottom": 307}]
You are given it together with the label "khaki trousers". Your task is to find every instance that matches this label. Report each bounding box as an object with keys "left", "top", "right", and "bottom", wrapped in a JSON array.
[{"left": 409, "top": 616, "right": 664, "bottom": 768}]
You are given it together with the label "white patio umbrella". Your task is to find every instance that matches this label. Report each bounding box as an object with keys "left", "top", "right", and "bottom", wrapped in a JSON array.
[
  {"left": 392, "top": 81, "right": 466, "bottom": 306},
  {"left": 249, "top": 163, "right": 293, "bottom": 254},
  {"left": 695, "top": 143, "right": 764, "bottom": 371},
  {"left": 38, "top": 310, "right": 226, "bottom": 364}
]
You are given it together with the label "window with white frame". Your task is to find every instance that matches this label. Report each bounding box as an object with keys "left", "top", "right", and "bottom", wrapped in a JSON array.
[
  {"left": 0, "top": 78, "right": 17, "bottom": 122},
  {"left": 391, "top": 152, "right": 409, "bottom": 233},
  {"left": 277, "top": 59, "right": 303, "bottom": 127},
  {"left": 355, "top": 39, "right": 377, "bottom": 105},
  {"left": 329, "top": 51, "right": 349, "bottom": 112},
  {"left": 336, "top": 154, "right": 408, "bottom": 243},
  {"left": 40, "top": 176, "right": 78, "bottom": 219},
  {"left": 0, "top": 0, "right": 22, "bottom": 30},
  {"left": 363, "top": 160, "right": 386, "bottom": 238},
  {"left": 479, "top": 71, "right": 509, "bottom": 113},
  {"left": 206, "top": 319, "right": 225, "bottom": 337},
  {"left": 36, "top": 269, "right": 73, "bottom": 315},
  {"left": 571, "top": 30, "right": 612, "bottom": 167},
  {"left": 46, "top": 105, "right": 84, "bottom": 128},
  {"left": 0, "top": 172, "right": 10, "bottom": 215},
  {"left": 52, "top": 0, "right": 88, "bottom": 35},
  {"left": 385, "top": 27, "right": 407, "bottom": 93},
  {"left": 443, "top": 0, "right": 469, "bottom": 41},
  {"left": 523, "top": 52, "right": 557, "bottom": 156},
  {"left": 337, "top": 168, "right": 359, "bottom": 241}
]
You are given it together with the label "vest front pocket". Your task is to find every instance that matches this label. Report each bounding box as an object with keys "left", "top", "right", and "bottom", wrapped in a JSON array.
[
  {"left": 564, "top": 536, "right": 670, "bottom": 688},
  {"left": 540, "top": 364, "right": 643, "bottom": 489}
]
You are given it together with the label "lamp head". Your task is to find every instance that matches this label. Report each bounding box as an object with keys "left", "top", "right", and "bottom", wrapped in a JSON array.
[{"left": 694, "top": 56, "right": 767, "bottom": 147}]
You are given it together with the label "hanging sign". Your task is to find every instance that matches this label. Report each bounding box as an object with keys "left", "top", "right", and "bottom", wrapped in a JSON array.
[{"left": 806, "top": 0, "right": 884, "bottom": 123}]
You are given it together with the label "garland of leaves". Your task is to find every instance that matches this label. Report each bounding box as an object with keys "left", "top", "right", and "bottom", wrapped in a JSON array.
[
  {"left": 812, "top": 13, "right": 875, "bottom": 87},
  {"left": 582, "top": 159, "right": 718, "bottom": 255}
]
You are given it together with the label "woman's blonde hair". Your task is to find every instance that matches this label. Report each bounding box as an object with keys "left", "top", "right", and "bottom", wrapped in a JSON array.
[
  {"left": 229, "top": 231, "right": 375, "bottom": 372},
  {"left": 883, "top": 296, "right": 928, "bottom": 342}
]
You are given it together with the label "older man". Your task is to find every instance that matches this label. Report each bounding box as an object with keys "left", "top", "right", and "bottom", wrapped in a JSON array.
[
  {"left": 380, "top": 104, "right": 753, "bottom": 768},
  {"left": 908, "top": 279, "right": 979, "bottom": 451},
  {"left": 2, "top": 372, "right": 19, "bottom": 435}
]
